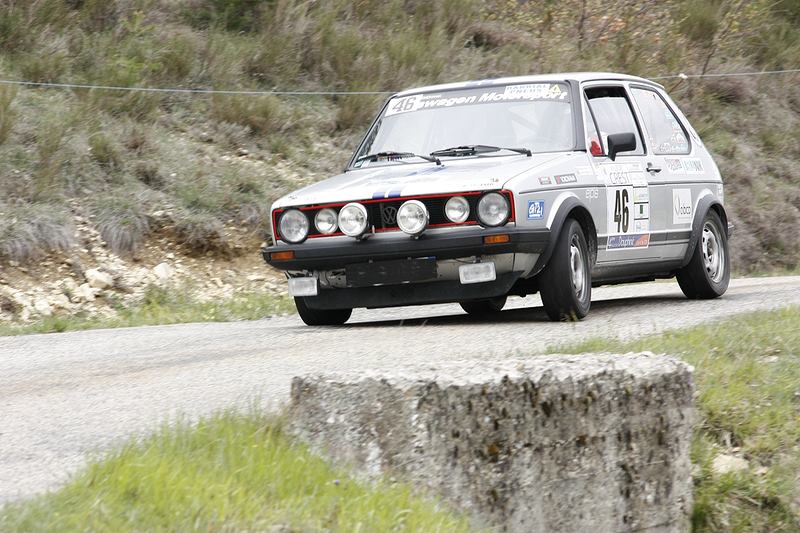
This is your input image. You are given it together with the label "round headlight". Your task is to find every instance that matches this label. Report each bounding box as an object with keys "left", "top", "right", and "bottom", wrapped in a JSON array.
[
  {"left": 477, "top": 193, "right": 510, "bottom": 227},
  {"left": 338, "top": 203, "right": 369, "bottom": 237},
  {"left": 278, "top": 209, "right": 309, "bottom": 243},
  {"left": 314, "top": 208, "right": 338, "bottom": 235},
  {"left": 397, "top": 200, "right": 429, "bottom": 236},
  {"left": 445, "top": 196, "right": 470, "bottom": 223}
]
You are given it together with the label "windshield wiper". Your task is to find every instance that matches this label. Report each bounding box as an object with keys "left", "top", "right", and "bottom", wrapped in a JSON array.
[
  {"left": 355, "top": 151, "right": 441, "bottom": 166},
  {"left": 429, "top": 145, "right": 532, "bottom": 157}
]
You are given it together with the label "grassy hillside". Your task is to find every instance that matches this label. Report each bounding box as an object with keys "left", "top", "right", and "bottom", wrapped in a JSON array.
[{"left": 0, "top": 0, "right": 799, "bottom": 271}]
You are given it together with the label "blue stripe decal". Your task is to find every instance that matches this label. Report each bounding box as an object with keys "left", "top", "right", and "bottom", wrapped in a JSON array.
[
  {"left": 372, "top": 191, "right": 385, "bottom": 199},
  {"left": 403, "top": 166, "right": 447, "bottom": 177},
  {"left": 387, "top": 190, "right": 402, "bottom": 198}
]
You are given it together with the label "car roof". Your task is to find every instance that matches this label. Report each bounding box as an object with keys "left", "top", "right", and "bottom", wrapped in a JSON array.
[{"left": 393, "top": 72, "right": 664, "bottom": 97}]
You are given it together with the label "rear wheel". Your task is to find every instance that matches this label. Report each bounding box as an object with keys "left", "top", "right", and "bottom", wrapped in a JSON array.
[
  {"left": 676, "top": 210, "right": 730, "bottom": 299},
  {"left": 539, "top": 219, "right": 592, "bottom": 321},
  {"left": 295, "top": 297, "right": 352, "bottom": 326},
  {"left": 460, "top": 296, "right": 507, "bottom": 316}
]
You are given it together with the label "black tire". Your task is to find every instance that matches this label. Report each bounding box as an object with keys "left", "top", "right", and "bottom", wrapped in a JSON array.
[
  {"left": 676, "top": 210, "right": 730, "bottom": 299},
  {"left": 295, "top": 297, "right": 352, "bottom": 326},
  {"left": 539, "top": 219, "right": 592, "bottom": 321},
  {"left": 460, "top": 296, "right": 507, "bottom": 316}
]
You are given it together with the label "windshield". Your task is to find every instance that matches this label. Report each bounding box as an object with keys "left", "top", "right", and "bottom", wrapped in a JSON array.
[{"left": 352, "top": 82, "right": 574, "bottom": 168}]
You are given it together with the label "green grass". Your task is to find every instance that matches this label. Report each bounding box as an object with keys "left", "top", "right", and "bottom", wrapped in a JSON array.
[
  {"left": 0, "top": 284, "right": 295, "bottom": 337},
  {"left": 551, "top": 306, "right": 800, "bottom": 532},
  {"left": 0, "top": 411, "right": 472, "bottom": 532}
]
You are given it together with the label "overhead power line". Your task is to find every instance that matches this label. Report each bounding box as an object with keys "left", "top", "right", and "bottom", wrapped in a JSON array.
[
  {"left": 0, "top": 79, "right": 392, "bottom": 96},
  {"left": 651, "top": 68, "right": 800, "bottom": 80},
  {"left": 0, "top": 68, "right": 799, "bottom": 96}
]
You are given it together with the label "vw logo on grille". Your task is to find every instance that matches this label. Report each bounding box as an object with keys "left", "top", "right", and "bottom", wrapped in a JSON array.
[{"left": 380, "top": 204, "right": 398, "bottom": 226}]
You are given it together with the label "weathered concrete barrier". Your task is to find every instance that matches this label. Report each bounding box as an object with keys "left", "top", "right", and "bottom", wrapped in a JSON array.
[{"left": 289, "top": 353, "right": 694, "bottom": 533}]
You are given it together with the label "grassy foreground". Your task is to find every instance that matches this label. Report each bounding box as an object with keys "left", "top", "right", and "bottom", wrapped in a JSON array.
[
  {"left": 0, "top": 284, "right": 294, "bottom": 337},
  {"left": 0, "top": 412, "right": 472, "bottom": 533},
  {"left": 552, "top": 306, "right": 800, "bottom": 532},
  {"left": 2, "top": 308, "right": 799, "bottom": 531}
]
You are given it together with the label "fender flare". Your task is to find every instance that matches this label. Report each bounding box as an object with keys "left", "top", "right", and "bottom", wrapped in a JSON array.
[
  {"left": 681, "top": 195, "right": 729, "bottom": 267},
  {"left": 531, "top": 195, "right": 597, "bottom": 276}
]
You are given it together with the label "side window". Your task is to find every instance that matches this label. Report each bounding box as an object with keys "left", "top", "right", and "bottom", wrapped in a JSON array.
[
  {"left": 631, "top": 87, "right": 690, "bottom": 155},
  {"left": 582, "top": 98, "right": 603, "bottom": 156},
  {"left": 585, "top": 86, "right": 644, "bottom": 156}
]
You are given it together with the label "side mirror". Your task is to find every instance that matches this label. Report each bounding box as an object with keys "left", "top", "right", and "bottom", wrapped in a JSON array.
[{"left": 607, "top": 132, "right": 637, "bottom": 161}]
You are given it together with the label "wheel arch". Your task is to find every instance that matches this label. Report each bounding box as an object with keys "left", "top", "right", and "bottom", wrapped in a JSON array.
[
  {"left": 682, "top": 195, "right": 729, "bottom": 267},
  {"left": 532, "top": 195, "right": 597, "bottom": 276}
]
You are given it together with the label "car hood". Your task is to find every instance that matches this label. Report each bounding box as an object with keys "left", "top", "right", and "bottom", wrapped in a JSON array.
[{"left": 273, "top": 153, "right": 570, "bottom": 209}]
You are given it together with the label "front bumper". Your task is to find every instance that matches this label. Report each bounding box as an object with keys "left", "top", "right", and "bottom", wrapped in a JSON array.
[
  {"left": 298, "top": 272, "right": 523, "bottom": 310},
  {"left": 262, "top": 226, "right": 551, "bottom": 271}
]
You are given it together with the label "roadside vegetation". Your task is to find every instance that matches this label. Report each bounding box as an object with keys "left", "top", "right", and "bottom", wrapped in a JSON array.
[
  {"left": 0, "top": 284, "right": 293, "bottom": 336},
  {"left": 0, "top": 0, "right": 798, "bottom": 271},
  {"left": 0, "top": 411, "right": 472, "bottom": 532},
  {"left": 551, "top": 306, "right": 800, "bottom": 532},
  {"left": 3, "top": 307, "right": 798, "bottom": 531}
]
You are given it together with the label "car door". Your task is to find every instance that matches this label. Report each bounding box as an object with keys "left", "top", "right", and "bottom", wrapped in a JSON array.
[
  {"left": 583, "top": 83, "right": 659, "bottom": 263},
  {"left": 629, "top": 85, "right": 695, "bottom": 261}
]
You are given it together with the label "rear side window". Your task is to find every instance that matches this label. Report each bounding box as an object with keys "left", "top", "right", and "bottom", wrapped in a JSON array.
[
  {"left": 631, "top": 87, "right": 690, "bottom": 155},
  {"left": 585, "top": 86, "right": 644, "bottom": 156}
]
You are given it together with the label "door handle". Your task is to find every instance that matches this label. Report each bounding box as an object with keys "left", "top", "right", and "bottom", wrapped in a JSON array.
[{"left": 646, "top": 163, "right": 662, "bottom": 174}]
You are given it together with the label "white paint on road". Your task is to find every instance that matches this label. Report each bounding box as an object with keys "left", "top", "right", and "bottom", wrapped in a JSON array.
[{"left": 1, "top": 276, "right": 799, "bottom": 503}]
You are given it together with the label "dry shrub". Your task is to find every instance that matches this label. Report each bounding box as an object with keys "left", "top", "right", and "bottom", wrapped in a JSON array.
[
  {"left": 0, "top": 203, "right": 75, "bottom": 262},
  {"left": 335, "top": 95, "right": 382, "bottom": 131},
  {"left": 173, "top": 212, "right": 232, "bottom": 256},
  {"left": 210, "top": 95, "right": 287, "bottom": 135},
  {"left": 0, "top": 86, "right": 16, "bottom": 145},
  {"left": 91, "top": 196, "right": 151, "bottom": 255},
  {"left": 88, "top": 132, "right": 122, "bottom": 170},
  {"left": 135, "top": 162, "right": 164, "bottom": 188},
  {"left": 467, "top": 21, "right": 536, "bottom": 50}
]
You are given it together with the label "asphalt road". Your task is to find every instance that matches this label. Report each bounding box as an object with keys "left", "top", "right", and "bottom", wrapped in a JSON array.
[{"left": 2, "top": 276, "right": 799, "bottom": 504}]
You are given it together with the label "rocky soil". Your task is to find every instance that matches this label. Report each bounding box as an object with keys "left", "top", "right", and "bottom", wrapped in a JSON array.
[{"left": 0, "top": 207, "right": 286, "bottom": 325}]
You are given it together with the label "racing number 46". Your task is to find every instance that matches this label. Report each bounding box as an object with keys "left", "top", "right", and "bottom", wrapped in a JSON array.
[
  {"left": 392, "top": 96, "right": 416, "bottom": 113},
  {"left": 614, "top": 189, "right": 630, "bottom": 233}
]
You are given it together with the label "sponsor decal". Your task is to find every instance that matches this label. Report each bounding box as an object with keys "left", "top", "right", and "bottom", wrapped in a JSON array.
[
  {"left": 634, "top": 202, "right": 650, "bottom": 220},
  {"left": 504, "top": 83, "right": 568, "bottom": 100},
  {"left": 665, "top": 158, "right": 683, "bottom": 173},
  {"left": 634, "top": 219, "right": 650, "bottom": 233},
  {"left": 576, "top": 166, "right": 593, "bottom": 175},
  {"left": 683, "top": 158, "right": 704, "bottom": 174},
  {"left": 385, "top": 83, "right": 570, "bottom": 116},
  {"left": 527, "top": 200, "right": 545, "bottom": 220},
  {"left": 538, "top": 176, "right": 553, "bottom": 185},
  {"left": 585, "top": 188, "right": 599, "bottom": 201},
  {"left": 673, "top": 188, "right": 693, "bottom": 224},
  {"left": 717, "top": 183, "right": 724, "bottom": 201},
  {"left": 555, "top": 173, "right": 578, "bottom": 184},
  {"left": 601, "top": 163, "right": 645, "bottom": 186},
  {"left": 608, "top": 233, "right": 650, "bottom": 249},
  {"left": 633, "top": 187, "right": 649, "bottom": 203}
]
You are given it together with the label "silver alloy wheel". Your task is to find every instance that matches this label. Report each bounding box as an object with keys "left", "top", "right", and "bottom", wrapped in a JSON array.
[
  {"left": 702, "top": 221, "right": 725, "bottom": 283},
  {"left": 569, "top": 234, "right": 586, "bottom": 299}
]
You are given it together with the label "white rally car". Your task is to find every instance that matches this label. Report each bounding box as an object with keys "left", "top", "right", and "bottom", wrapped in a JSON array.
[{"left": 263, "top": 72, "right": 731, "bottom": 325}]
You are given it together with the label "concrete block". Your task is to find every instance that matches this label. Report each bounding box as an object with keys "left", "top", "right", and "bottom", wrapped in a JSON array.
[{"left": 289, "top": 353, "right": 694, "bottom": 533}]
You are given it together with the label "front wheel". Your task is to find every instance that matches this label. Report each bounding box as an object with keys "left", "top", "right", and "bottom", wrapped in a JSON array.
[
  {"left": 539, "top": 219, "right": 592, "bottom": 321},
  {"left": 460, "top": 296, "right": 507, "bottom": 316},
  {"left": 676, "top": 210, "right": 730, "bottom": 299},
  {"left": 295, "top": 297, "right": 352, "bottom": 326}
]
